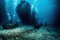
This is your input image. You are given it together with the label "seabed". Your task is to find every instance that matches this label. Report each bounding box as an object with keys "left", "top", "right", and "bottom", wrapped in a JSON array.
[{"left": 0, "top": 26, "right": 60, "bottom": 40}]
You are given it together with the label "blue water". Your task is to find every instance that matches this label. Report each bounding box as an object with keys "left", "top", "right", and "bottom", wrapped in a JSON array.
[{"left": 5, "top": 0, "right": 57, "bottom": 24}]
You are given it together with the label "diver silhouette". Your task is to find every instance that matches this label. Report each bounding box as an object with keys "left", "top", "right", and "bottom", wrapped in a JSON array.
[{"left": 16, "top": 0, "right": 40, "bottom": 29}]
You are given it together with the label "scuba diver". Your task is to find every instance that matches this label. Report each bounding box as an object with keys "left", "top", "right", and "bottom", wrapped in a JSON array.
[{"left": 16, "top": 0, "right": 40, "bottom": 29}]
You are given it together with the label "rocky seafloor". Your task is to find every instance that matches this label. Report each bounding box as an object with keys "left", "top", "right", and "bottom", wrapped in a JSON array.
[{"left": 0, "top": 26, "right": 60, "bottom": 40}]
